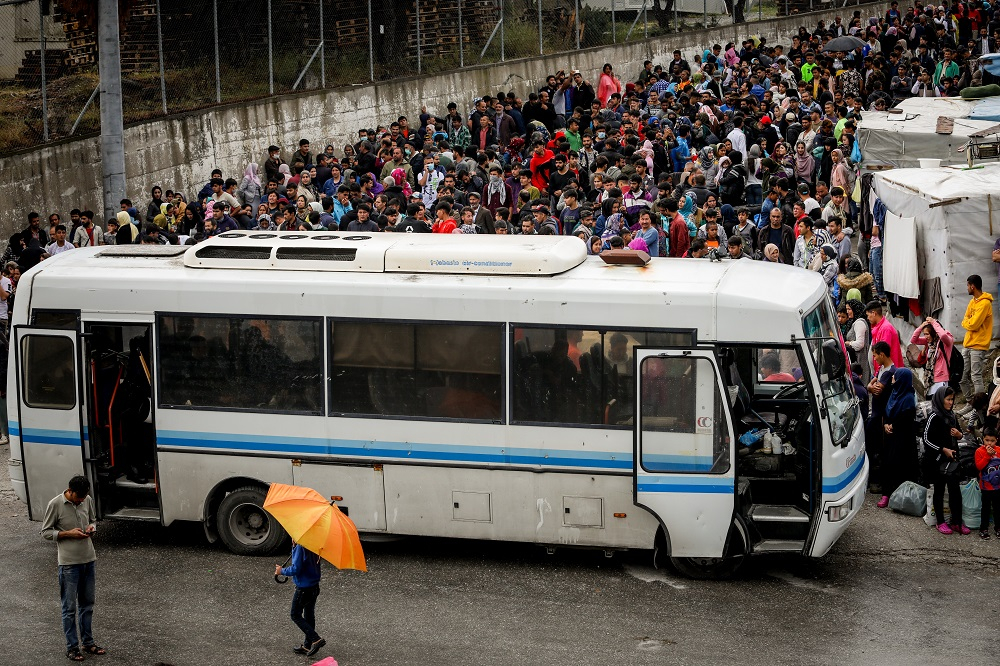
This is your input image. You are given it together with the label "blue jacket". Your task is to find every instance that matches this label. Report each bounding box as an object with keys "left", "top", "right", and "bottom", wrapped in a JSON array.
[{"left": 281, "top": 544, "right": 321, "bottom": 588}]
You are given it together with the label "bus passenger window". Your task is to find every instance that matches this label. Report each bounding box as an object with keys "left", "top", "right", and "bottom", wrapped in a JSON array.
[
  {"left": 158, "top": 315, "right": 323, "bottom": 414},
  {"left": 512, "top": 327, "right": 690, "bottom": 427},
  {"left": 329, "top": 320, "right": 502, "bottom": 422},
  {"left": 639, "top": 356, "right": 729, "bottom": 474},
  {"left": 21, "top": 335, "right": 76, "bottom": 409}
]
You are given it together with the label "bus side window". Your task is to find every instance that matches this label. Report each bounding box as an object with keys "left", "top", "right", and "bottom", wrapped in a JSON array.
[
  {"left": 157, "top": 315, "right": 323, "bottom": 414},
  {"left": 329, "top": 320, "right": 503, "bottom": 422},
  {"left": 511, "top": 328, "right": 691, "bottom": 427}
]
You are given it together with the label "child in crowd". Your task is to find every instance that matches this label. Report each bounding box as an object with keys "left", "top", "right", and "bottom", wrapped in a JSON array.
[{"left": 975, "top": 427, "right": 1000, "bottom": 540}]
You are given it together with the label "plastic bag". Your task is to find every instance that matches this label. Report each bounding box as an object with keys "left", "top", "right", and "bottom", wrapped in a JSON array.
[
  {"left": 962, "top": 479, "right": 982, "bottom": 530},
  {"left": 923, "top": 486, "right": 937, "bottom": 526},
  {"left": 888, "top": 480, "right": 927, "bottom": 517}
]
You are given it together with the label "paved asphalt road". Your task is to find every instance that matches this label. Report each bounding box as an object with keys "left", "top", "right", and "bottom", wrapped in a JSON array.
[{"left": 0, "top": 444, "right": 993, "bottom": 666}]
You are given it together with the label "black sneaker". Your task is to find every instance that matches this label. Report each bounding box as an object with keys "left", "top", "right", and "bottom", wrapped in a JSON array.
[
  {"left": 981, "top": 530, "right": 991, "bottom": 541},
  {"left": 293, "top": 644, "right": 308, "bottom": 655},
  {"left": 306, "top": 638, "right": 326, "bottom": 657}
]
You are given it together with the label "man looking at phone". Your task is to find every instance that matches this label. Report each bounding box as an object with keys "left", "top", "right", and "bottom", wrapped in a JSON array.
[{"left": 41, "top": 475, "right": 106, "bottom": 661}]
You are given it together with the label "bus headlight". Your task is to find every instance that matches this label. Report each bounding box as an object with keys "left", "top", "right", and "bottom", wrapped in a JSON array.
[{"left": 827, "top": 497, "right": 852, "bottom": 522}]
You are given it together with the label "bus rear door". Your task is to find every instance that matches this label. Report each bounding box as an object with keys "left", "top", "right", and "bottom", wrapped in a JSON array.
[
  {"left": 13, "top": 327, "right": 86, "bottom": 519},
  {"left": 634, "top": 348, "right": 737, "bottom": 559}
]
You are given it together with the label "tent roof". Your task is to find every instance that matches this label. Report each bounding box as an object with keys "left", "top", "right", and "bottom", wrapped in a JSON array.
[
  {"left": 858, "top": 107, "right": 998, "bottom": 137},
  {"left": 875, "top": 163, "right": 1000, "bottom": 199}
]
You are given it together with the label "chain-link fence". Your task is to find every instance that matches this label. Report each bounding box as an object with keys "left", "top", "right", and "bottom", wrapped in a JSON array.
[{"left": 0, "top": 0, "right": 878, "bottom": 156}]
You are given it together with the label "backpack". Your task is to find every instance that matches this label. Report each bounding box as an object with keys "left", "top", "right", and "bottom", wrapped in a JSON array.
[{"left": 942, "top": 343, "right": 964, "bottom": 392}]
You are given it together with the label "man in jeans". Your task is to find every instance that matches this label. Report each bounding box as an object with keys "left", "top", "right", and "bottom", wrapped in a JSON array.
[
  {"left": 961, "top": 274, "right": 994, "bottom": 398},
  {"left": 40, "top": 475, "right": 106, "bottom": 661},
  {"left": 276, "top": 543, "right": 325, "bottom": 657}
]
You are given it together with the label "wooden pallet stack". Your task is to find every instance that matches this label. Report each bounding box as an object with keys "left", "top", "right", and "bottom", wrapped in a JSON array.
[
  {"left": 58, "top": 0, "right": 167, "bottom": 75},
  {"left": 118, "top": 0, "right": 162, "bottom": 73},
  {"left": 13, "top": 49, "right": 68, "bottom": 87},
  {"left": 404, "top": 0, "right": 495, "bottom": 61}
]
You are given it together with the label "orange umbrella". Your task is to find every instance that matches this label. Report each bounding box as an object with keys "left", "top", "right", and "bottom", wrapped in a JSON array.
[{"left": 263, "top": 482, "right": 367, "bottom": 572}]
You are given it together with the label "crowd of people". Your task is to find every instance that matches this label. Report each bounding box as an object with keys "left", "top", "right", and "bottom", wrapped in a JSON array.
[{"left": 2, "top": 2, "right": 1000, "bottom": 535}]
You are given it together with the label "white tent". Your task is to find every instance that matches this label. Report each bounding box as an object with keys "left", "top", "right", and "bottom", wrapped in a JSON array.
[
  {"left": 869, "top": 164, "right": 1000, "bottom": 346},
  {"left": 857, "top": 100, "right": 1000, "bottom": 168}
]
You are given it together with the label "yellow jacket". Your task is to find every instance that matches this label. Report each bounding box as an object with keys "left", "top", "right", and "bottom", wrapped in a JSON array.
[{"left": 962, "top": 292, "right": 994, "bottom": 350}]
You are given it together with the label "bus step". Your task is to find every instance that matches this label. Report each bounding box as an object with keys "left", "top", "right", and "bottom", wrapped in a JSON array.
[
  {"left": 113, "top": 478, "right": 157, "bottom": 493},
  {"left": 105, "top": 507, "right": 160, "bottom": 522},
  {"left": 748, "top": 504, "right": 810, "bottom": 523},
  {"left": 754, "top": 539, "right": 805, "bottom": 553}
]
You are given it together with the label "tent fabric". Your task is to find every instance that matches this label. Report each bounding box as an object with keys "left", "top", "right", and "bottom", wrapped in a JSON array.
[
  {"left": 871, "top": 164, "right": 1000, "bottom": 346},
  {"left": 857, "top": 103, "right": 999, "bottom": 167},
  {"left": 882, "top": 210, "right": 920, "bottom": 298}
]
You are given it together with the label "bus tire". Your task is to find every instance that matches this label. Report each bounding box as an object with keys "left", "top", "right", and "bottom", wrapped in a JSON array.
[
  {"left": 216, "top": 485, "right": 287, "bottom": 556},
  {"left": 669, "top": 517, "right": 748, "bottom": 580}
]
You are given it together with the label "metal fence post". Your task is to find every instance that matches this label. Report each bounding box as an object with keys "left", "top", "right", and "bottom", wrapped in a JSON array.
[
  {"left": 39, "top": 0, "right": 48, "bottom": 141},
  {"left": 367, "top": 0, "right": 374, "bottom": 81},
  {"left": 319, "top": 0, "right": 325, "bottom": 87},
  {"left": 267, "top": 0, "right": 274, "bottom": 94},
  {"left": 759, "top": 0, "right": 762, "bottom": 22},
  {"left": 575, "top": 0, "right": 580, "bottom": 49},
  {"left": 703, "top": 0, "right": 707, "bottom": 29},
  {"left": 459, "top": 0, "right": 464, "bottom": 68},
  {"left": 156, "top": 0, "right": 167, "bottom": 114},
  {"left": 416, "top": 0, "right": 422, "bottom": 73},
  {"left": 213, "top": 0, "right": 221, "bottom": 103},
  {"left": 500, "top": 0, "right": 504, "bottom": 61},
  {"left": 538, "top": 0, "right": 543, "bottom": 55},
  {"left": 643, "top": 2, "right": 647, "bottom": 39},
  {"left": 612, "top": 0, "right": 616, "bottom": 43}
]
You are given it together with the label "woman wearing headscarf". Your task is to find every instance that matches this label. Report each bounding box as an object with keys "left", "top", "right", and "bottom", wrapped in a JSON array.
[
  {"left": 277, "top": 163, "right": 292, "bottom": 187},
  {"left": 704, "top": 149, "right": 724, "bottom": 185},
  {"left": 238, "top": 163, "right": 263, "bottom": 211},
  {"left": 678, "top": 193, "right": 699, "bottom": 238},
  {"left": 745, "top": 144, "right": 763, "bottom": 206},
  {"left": 793, "top": 141, "right": 815, "bottom": 184},
  {"left": 762, "top": 243, "right": 780, "bottom": 262},
  {"left": 910, "top": 316, "right": 955, "bottom": 398},
  {"left": 830, "top": 149, "right": 854, "bottom": 195},
  {"left": 844, "top": 298, "right": 871, "bottom": 384},
  {"left": 718, "top": 153, "right": 747, "bottom": 207},
  {"left": 880, "top": 368, "right": 920, "bottom": 506},
  {"left": 922, "top": 386, "right": 968, "bottom": 534}
]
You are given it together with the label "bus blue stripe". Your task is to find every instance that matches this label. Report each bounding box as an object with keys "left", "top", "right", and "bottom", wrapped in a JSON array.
[
  {"left": 821, "top": 452, "right": 866, "bottom": 494},
  {"left": 636, "top": 482, "right": 734, "bottom": 494},
  {"left": 21, "top": 431, "right": 80, "bottom": 446}
]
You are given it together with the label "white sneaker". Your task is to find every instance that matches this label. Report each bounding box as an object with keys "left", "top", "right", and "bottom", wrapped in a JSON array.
[{"left": 0, "top": 435, "right": 8, "bottom": 445}]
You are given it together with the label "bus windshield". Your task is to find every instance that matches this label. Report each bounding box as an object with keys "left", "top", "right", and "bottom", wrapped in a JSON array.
[{"left": 802, "top": 299, "right": 857, "bottom": 446}]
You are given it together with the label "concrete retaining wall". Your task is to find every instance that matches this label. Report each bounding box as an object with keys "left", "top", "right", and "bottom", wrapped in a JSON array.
[{"left": 0, "top": 2, "right": 891, "bottom": 238}]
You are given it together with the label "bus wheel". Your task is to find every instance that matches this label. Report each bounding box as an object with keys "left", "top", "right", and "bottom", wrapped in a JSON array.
[
  {"left": 216, "top": 485, "right": 287, "bottom": 556},
  {"left": 669, "top": 518, "right": 748, "bottom": 580}
]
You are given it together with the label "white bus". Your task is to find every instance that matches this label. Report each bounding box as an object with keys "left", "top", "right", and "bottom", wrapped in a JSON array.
[{"left": 8, "top": 233, "right": 866, "bottom": 578}]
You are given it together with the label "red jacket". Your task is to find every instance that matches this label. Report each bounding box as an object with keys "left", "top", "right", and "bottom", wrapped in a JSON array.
[
  {"left": 667, "top": 213, "right": 690, "bottom": 258},
  {"left": 529, "top": 149, "right": 555, "bottom": 193},
  {"left": 975, "top": 445, "right": 1000, "bottom": 491}
]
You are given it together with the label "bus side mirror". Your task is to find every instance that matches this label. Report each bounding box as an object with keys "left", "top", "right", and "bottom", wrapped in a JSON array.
[{"left": 822, "top": 339, "right": 846, "bottom": 379}]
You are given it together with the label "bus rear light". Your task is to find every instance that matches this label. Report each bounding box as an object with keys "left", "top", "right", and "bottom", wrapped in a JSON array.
[{"left": 613, "top": 512, "right": 627, "bottom": 518}]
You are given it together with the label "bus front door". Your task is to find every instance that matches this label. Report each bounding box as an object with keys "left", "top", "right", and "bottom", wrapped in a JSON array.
[
  {"left": 13, "top": 327, "right": 86, "bottom": 520},
  {"left": 634, "top": 349, "right": 737, "bottom": 559}
]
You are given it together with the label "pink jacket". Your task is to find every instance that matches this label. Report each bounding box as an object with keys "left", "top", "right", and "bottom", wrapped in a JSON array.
[
  {"left": 910, "top": 319, "right": 954, "bottom": 385},
  {"left": 597, "top": 73, "right": 621, "bottom": 106}
]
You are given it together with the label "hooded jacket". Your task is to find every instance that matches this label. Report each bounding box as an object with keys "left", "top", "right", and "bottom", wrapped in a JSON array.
[
  {"left": 836, "top": 270, "right": 875, "bottom": 305},
  {"left": 962, "top": 292, "right": 994, "bottom": 350}
]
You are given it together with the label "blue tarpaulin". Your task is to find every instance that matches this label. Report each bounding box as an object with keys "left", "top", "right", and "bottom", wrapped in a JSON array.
[{"left": 968, "top": 96, "right": 1000, "bottom": 122}]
